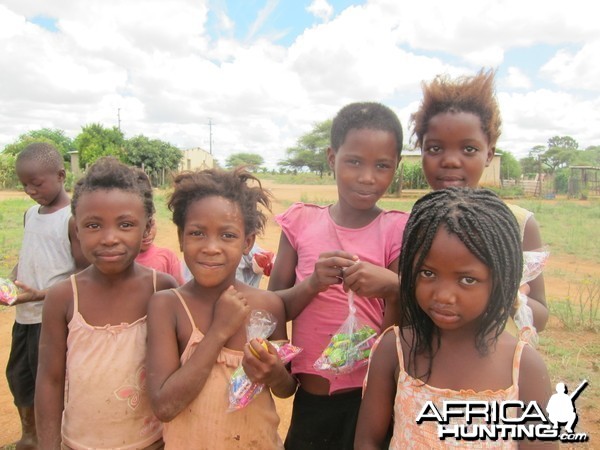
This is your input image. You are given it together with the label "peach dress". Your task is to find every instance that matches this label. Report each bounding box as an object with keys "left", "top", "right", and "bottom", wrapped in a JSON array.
[
  {"left": 365, "top": 327, "right": 526, "bottom": 449},
  {"left": 162, "top": 290, "right": 283, "bottom": 449}
]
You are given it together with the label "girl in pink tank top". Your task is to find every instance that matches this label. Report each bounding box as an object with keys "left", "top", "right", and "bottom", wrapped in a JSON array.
[
  {"left": 356, "top": 189, "right": 555, "bottom": 449},
  {"left": 146, "top": 168, "right": 296, "bottom": 449},
  {"left": 35, "top": 158, "right": 179, "bottom": 449}
]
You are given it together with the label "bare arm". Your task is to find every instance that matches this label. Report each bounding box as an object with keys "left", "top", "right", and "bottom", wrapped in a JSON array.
[
  {"left": 35, "top": 282, "right": 70, "bottom": 450},
  {"left": 268, "top": 232, "right": 355, "bottom": 321},
  {"left": 355, "top": 329, "right": 398, "bottom": 449},
  {"left": 147, "top": 287, "right": 249, "bottom": 422},
  {"left": 521, "top": 217, "right": 549, "bottom": 331},
  {"left": 517, "top": 345, "right": 557, "bottom": 449}
]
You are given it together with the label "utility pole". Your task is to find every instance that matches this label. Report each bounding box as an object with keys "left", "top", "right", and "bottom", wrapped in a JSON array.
[{"left": 117, "top": 108, "right": 121, "bottom": 132}]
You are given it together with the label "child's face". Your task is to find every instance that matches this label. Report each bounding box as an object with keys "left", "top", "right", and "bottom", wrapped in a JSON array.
[
  {"left": 179, "top": 195, "right": 254, "bottom": 289},
  {"left": 16, "top": 160, "right": 66, "bottom": 207},
  {"left": 327, "top": 128, "right": 398, "bottom": 211},
  {"left": 421, "top": 112, "right": 494, "bottom": 190},
  {"left": 415, "top": 227, "right": 491, "bottom": 331},
  {"left": 140, "top": 221, "right": 157, "bottom": 252},
  {"left": 74, "top": 189, "right": 149, "bottom": 275}
]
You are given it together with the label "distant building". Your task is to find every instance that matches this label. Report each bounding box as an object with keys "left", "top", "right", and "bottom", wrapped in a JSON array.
[
  {"left": 179, "top": 147, "right": 214, "bottom": 171},
  {"left": 401, "top": 150, "right": 501, "bottom": 187}
]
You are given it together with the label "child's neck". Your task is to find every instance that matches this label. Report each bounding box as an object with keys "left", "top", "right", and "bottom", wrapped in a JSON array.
[
  {"left": 329, "top": 201, "right": 382, "bottom": 228},
  {"left": 187, "top": 276, "right": 240, "bottom": 303},
  {"left": 39, "top": 189, "right": 70, "bottom": 214}
]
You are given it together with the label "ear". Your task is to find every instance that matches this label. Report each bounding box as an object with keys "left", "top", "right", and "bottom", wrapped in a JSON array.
[
  {"left": 243, "top": 233, "right": 256, "bottom": 255},
  {"left": 143, "top": 217, "right": 153, "bottom": 237},
  {"left": 178, "top": 229, "right": 184, "bottom": 252},
  {"left": 58, "top": 168, "right": 66, "bottom": 182},
  {"left": 327, "top": 147, "right": 336, "bottom": 172},
  {"left": 485, "top": 146, "right": 495, "bottom": 167}
]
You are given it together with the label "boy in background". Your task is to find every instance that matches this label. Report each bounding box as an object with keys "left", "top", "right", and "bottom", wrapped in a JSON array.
[{"left": 7, "top": 142, "right": 86, "bottom": 449}]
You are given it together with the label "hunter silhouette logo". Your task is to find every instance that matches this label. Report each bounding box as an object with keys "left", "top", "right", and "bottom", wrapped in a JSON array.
[{"left": 546, "top": 380, "right": 588, "bottom": 434}]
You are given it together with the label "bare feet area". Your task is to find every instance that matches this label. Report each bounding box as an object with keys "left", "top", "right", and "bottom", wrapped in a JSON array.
[{"left": 1, "top": 182, "right": 599, "bottom": 447}]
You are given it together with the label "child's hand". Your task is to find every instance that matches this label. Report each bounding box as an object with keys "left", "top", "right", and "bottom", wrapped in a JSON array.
[
  {"left": 309, "top": 251, "right": 358, "bottom": 293},
  {"left": 242, "top": 338, "right": 287, "bottom": 386},
  {"left": 342, "top": 261, "right": 398, "bottom": 299},
  {"left": 212, "top": 286, "right": 250, "bottom": 342},
  {"left": 12, "top": 280, "right": 44, "bottom": 305}
]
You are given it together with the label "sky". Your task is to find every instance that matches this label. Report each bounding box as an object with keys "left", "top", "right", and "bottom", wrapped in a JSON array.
[{"left": 1, "top": 0, "right": 599, "bottom": 168}]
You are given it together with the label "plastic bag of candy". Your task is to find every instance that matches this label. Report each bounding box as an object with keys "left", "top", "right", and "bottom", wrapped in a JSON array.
[
  {"left": 514, "top": 247, "right": 550, "bottom": 346},
  {"left": 0, "top": 278, "right": 19, "bottom": 306},
  {"left": 313, "top": 291, "right": 377, "bottom": 375},
  {"left": 227, "top": 310, "right": 302, "bottom": 412}
]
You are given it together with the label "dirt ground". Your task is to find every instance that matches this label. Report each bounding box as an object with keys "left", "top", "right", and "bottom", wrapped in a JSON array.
[{"left": 0, "top": 182, "right": 599, "bottom": 447}]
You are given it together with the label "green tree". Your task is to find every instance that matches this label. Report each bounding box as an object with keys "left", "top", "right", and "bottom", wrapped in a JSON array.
[
  {"left": 2, "top": 128, "right": 74, "bottom": 159},
  {"left": 498, "top": 149, "right": 521, "bottom": 180},
  {"left": 225, "top": 152, "right": 264, "bottom": 171},
  {"left": 124, "top": 135, "right": 182, "bottom": 174},
  {"left": 74, "top": 123, "right": 125, "bottom": 168},
  {"left": 542, "top": 136, "right": 579, "bottom": 172},
  {"left": 279, "top": 120, "right": 331, "bottom": 177}
]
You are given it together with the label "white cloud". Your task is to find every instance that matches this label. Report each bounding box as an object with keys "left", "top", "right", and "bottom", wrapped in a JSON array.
[
  {"left": 306, "top": 0, "right": 333, "bottom": 22},
  {"left": 0, "top": 0, "right": 599, "bottom": 169},
  {"left": 503, "top": 67, "right": 532, "bottom": 90}
]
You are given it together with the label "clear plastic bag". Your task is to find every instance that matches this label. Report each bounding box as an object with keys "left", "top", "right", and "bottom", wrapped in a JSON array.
[
  {"left": 0, "top": 278, "right": 18, "bottom": 306},
  {"left": 227, "top": 310, "right": 302, "bottom": 412},
  {"left": 313, "top": 291, "right": 377, "bottom": 375},
  {"left": 514, "top": 247, "right": 549, "bottom": 346}
]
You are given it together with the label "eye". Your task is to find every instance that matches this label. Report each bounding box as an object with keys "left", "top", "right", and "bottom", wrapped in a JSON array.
[
  {"left": 346, "top": 159, "right": 360, "bottom": 166},
  {"left": 418, "top": 269, "right": 435, "bottom": 279},
  {"left": 120, "top": 222, "right": 134, "bottom": 229},
  {"left": 85, "top": 223, "right": 99, "bottom": 230},
  {"left": 425, "top": 145, "right": 442, "bottom": 154},
  {"left": 460, "top": 276, "right": 478, "bottom": 286},
  {"left": 376, "top": 162, "right": 392, "bottom": 170},
  {"left": 222, "top": 232, "right": 237, "bottom": 239},
  {"left": 190, "top": 230, "right": 205, "bottom": 237},
  {"left": 464, "top": 146, "right": 478, "bottom": 154}
]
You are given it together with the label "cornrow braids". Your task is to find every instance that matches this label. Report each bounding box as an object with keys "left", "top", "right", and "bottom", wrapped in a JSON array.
[
  {"left": 71, "top": 157, "right": 155, "bottom": 219},
  {"left": 399, "top": 187, "right": 522, "bottom": 378},
  {"left": 168, "top": 166, "right": 271, "bottom": 236}
]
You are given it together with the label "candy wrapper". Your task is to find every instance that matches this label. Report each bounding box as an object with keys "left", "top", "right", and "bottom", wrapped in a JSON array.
[
  {"left": 314, "top": 291, "right": 377, "bottom": 375},
  {"left": 514, "top": 248, "right": 549, "bottom": 346},
  {"left": 251, "top": 251, "right": 275, "bottom": 277},
  {"left": 227, "top": 310, "right": 302, "bottom": 412},
  {"left": 0, "top": 278, "right": 18, "bottom": 306}
]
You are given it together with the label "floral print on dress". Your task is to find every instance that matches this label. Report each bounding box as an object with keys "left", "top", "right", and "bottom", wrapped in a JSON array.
[{"left": 114, "top": 366, "right": 147, "bottom": 410}]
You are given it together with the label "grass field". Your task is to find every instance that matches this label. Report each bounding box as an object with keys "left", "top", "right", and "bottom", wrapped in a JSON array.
[{"left": 0, "top": 186, "right": 598, "bottom": 447}]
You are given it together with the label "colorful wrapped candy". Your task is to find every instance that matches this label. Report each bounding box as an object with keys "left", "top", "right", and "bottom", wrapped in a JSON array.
[
  {"left": 228, "top": 340, "right": 301, "bottom": 412},
  {"left": 514, "top": 247, "right": 550, "bottom": 346},
  {"left": 0, "top": 278, "right": 18, "bottom": 306},
  {"left": 314, "top": 291, "right": 377, "bottom": 375},
  {"left": 227, "top": 309, "right": 302, "bottom": 412}
]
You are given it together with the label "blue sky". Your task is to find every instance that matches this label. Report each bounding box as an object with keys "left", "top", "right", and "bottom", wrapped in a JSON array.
[{"left": 1, "top": 0, "right": 599, "bottom": 167}]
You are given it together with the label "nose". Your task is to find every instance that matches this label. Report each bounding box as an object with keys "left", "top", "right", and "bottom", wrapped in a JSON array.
[
  {"left": 432, "top": 281, "right": 457, "bottom": 305},
  {"left": 100, "top": 228, "right": 119, "bottom": 246},
  {"left": 440, "top": 150, "right": 462, "bottom": 168},
  {"left": 202, "top": 236, "right": 222, "bottom": 254},
  {"left": 358, "top": 166, "right": 376, "bottom": 184},
  {"left": 25, "top": 185, "right": 37, "bottom": 196}
]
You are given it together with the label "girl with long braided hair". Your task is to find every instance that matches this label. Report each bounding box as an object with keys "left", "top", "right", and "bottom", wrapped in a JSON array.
[
  {"left": 411, "top": 69, "right": 549, "bottom": 336},
  {"left": 355, "top": 188, "right": 554, "bottom": 449}
]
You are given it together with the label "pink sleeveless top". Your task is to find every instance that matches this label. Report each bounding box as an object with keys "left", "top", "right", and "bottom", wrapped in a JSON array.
[
  {"left": 365, "top": 327, "right": 526, "bottom": 449},
  {"left": 162, "top": 290, "right": 283, "bottom": 449},
  {"left": 62, "top": 273, "right": 162, "bottom": 450}
]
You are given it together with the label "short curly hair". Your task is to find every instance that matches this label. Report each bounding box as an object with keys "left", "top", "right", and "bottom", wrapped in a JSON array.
[
  {"left": 71, "top": 157, "right": 154, "bottom": 219},
  {"left": 168, "top": 167, "right": 271, "bottom": 236},
  {"left": 16, "top": 142, "right": 64, "bottom": 172},
  {"left": 410, "top": 69, "right": 502, "bottom": 149},
  {"left": 331, "top": 102, "right": 403, "bottom": 158}
]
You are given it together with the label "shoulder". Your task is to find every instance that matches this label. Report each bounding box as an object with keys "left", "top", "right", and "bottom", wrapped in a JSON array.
[
  {"left": 156, "top": 270, "right": 179, "bottom": 291},
  {"left": 241, "top": 285, "right": 285, "bottom": 318},
  {"left": 377, "top": 209, "right": 410, "bottom": 229},
  {"left": 517, "top": 341, "right": 552, "bottom": 403},
  {"left": 276, "top": 202, "right": 328, "bottom": 223},
  {"left": 44, "top": 276, "right": 75, "bottom": 319}
]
